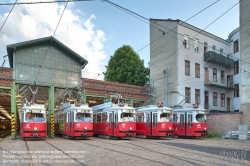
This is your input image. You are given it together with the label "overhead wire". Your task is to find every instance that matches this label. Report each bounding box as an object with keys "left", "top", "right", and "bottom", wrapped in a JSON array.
[
  {"left": 0, "top": 0, "right": 93, "bottom": 5},
  {"left": 0, "top": 0, "right": 18, "bottom": 31},
  {"left": 34, "top": 1, "right": 69, "bottom": 84},
  {"left": 149, "top": 0, "right": 242, "bottom": 71},
  {"left": 102, "top": 0, "right": 220, "bottom": 52},
  {"left": 103, "top": 0, "right": 247, "bottom": 92},
  {"left": 103, "top": 0, "right": 250, "bottom": 70}
]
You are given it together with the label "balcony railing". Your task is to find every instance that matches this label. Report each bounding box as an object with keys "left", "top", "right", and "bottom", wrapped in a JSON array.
[
  {"left": 204, "top": 72, "right": 234, "bottom": 90},
  {"left": 204, "top": 51, "right": 234, "bottom": 68}
]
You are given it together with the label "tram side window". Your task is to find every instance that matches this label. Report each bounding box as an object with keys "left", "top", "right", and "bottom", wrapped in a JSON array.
[
  {"left": 136, "top": 113, "right": 144, "bottom": 122},
  {"left": 109, "top": 113, "right": 112, "bottom": 122},
  {"left": 64, "top": 113, "right": 67, "bottom": 122},
  {"left": 102, "top": 113, "right": 107, "bottom": 122},
  {"left": 97, "top": 113, "right": 102, "bottom": 122},
  {"left": 153, "top": 113, "right": 157, "bottom": 122},
  {"left": 59, "top": 114, "right": 63, "bottom": 123},
  {"left": 180, "top": 114, "right": 184, "bottom": 128},
  {"left": 146, "top": 114, "right": 150, "bottom": 122},
  {"left": 115, "top": 112, "right": 118, "bottom": 123},
  {"left": 93, "top": 114, "right": 97, "bottom": 123},
  {"left": 173, "top": 114, "right": 178, "bottom": 124},
  {"left": 196, "top": 114, "right": 206, "bottom": 122},
  {"left": 188, "top": 114, "right": 192, "bottom": 128}
]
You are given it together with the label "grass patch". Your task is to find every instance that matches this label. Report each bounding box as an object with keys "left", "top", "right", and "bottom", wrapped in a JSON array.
[{"left": 206, "top": 132, "right": 221, "bottom": 138}]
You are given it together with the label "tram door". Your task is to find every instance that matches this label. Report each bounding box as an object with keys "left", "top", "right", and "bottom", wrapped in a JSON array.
[
  {"left": 178, "top": 113, "right": 185, "bottom": 136},
  {"left": 66, "top": 112, "right": 71, "bottom": 135},
  {"left": 69, "top": 112, "right": 74, "bottom": 136},
  {"left": 145, "top": 113, "right": 151, "bottom": 136},
  {"left": 108, "top": 111, "right": 119, "bottom": 136},
  {"left": 152, "top": 113, "right": 158, "bottom": 136},
  {"left": 108, "top": 112, "right": 113, "bottom": 136},
  {"left": 186, "top": 113, "right": 193, "bottom": 135}
]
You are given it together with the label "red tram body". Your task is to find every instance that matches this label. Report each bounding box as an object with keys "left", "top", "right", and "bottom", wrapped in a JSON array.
[
  {"left": 55, "top": 103, "right": 93, "bottom": 139},
  {"left": 20, "top": 104, "right": 47, "bottom": 139},
  {"left": 173, "top": 107, "right": 207, "bottom": 137},
  {"left": 92, "top": 102, "right": 136, "bottom": 138},
  {"left": 136, "top": 105, "right": 174, "bottom": 138}
]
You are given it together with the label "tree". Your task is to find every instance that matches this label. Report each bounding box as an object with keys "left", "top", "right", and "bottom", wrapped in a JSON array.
[{"left": 103, "top": 45, "right": 149, "bottom": 86}]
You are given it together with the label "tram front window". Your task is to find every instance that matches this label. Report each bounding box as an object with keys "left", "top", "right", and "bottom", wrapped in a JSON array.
[
  {"left": 160, "top": 113, "right": 173, "bottom": 122},
  {"left": 121, "top": 113, "right": 135, "bottom": 122},
  {"left": 196, "top": 114, "right": 206, "bottom": 122},
  {"left": 76, "top": 113, "right": 93, "bottom": 122},
  {"left": 25, "top": 113, "right": 45, "bottom": 122}
]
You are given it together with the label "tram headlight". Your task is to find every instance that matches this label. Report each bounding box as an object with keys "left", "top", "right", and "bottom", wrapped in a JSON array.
[
  {"left": 168, "top": 127, "right": 172, "bottom": 130},
  {"left": 204, "top": 127, "right": 207, "bottom": 131},
  {"left": 34, "top": 127, "right": 37, "bottom": 131},
  {"left": 84, "top": 127, "right": 87, "bottom": 130},
  {"left": 129, "top": 127, "right": 132, "bottom": 131}
]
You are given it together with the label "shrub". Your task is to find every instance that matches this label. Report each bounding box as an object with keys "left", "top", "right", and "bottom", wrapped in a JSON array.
[{"left": 206, "top": 132, "right": 220, "bottom": 138}]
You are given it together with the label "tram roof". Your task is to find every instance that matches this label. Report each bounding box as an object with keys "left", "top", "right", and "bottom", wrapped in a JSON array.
[
  {"left": 93, "top": 105, "right": 135, "bottom": 113},
  {"left": 172, "top": 107, "right": 207, "bottom": 112},
  {"left": 57, "top": 104, "right": 92, "bottom": 112},
  {"left": 136, "top": 106, "right": 172, "bottom": 112},
  {"left": 22, "top": 104, "right": 46, "bottom": 110},
  {"left": 6, "top": 36, "right": 88, "bottom": 68}
]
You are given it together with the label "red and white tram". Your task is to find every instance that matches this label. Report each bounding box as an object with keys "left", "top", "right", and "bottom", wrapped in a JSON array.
[
  {"left": 136, "top": 105, "right": 174, "bottom": 138},
  {"left": 20, "top": 103, "right": 47, "bottom": 139},
  {"left": 92, "top": 102, "right": 136, "bottom": 138},
  {"left": 54, "top": 102, "right": 93, "bottom": 139},
  {"left": 173, "top": 107, "right": 207, "bottom": 137}
]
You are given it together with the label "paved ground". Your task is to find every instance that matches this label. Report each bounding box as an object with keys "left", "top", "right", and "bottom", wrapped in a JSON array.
[{"left": 0, "top": 135, "right": 249, "bottom": 166}]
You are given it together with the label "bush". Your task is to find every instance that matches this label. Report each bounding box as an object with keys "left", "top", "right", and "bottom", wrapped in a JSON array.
[{"left": 206, "top": 132, "right": 221, "bottom": 138}]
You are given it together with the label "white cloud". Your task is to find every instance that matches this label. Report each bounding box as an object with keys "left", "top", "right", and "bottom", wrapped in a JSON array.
[{"left": 0, "top": 0, "right": 106, "bottom": 80}]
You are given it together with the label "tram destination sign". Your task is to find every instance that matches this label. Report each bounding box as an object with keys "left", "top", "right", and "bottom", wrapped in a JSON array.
[{"left": 92, "top": 102, "right": 112, "bottom": 111}]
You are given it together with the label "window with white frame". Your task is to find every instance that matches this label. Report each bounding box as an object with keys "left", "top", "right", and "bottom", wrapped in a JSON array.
[
  {"left": 221, "top": 70, "right": 225, "bottom": 84},
  {"left": 204, "top": 42, "right": 208, "bottom": 53},
  {"left": 220, "top": 48, "right": 223, "bottom": 55},
  {"left": 213, "top": 92, "right": 217, "bottom": 106},
  {"left": 185, "top": 60, "right": 190, "bottom": 76},
  {"left": 195, "top": 89, "right": 200, "bottom": 105},
  {"left": 213, "top": 68, "right": 217, "bottom": 82},
  {"left": 195, "top": 63, "right": 200, "bottom": 78},
  {"left": 221, "top": 93, "right": 225, "bottom": 107},
  {"left": 234, "top": 40, "right": 239, "bottom": 53},
  {"left": 212, "top": 45, "right": 216, "bottom": 52},
  {"left": 234, "top": 84, "right": 239, "bottom": 98},
  {"left": 194, "top": 39, "right": 199, "bottom": 52},
  {"left": 184, "top": 35, "right": 189, "bottom": 49},
  {"left": 234, "top": 61, "right": 239, "bottom": 75},
  {"left": 185, "top": 87, "right": 191, "bottom": 103}
]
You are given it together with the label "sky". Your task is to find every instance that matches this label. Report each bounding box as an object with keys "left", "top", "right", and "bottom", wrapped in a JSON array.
[{"left": 0, "top": 0, "right": 239, "bottom": 80}]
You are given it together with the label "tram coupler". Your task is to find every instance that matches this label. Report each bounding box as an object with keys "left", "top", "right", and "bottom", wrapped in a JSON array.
[{"left": 81, "top": 133, "right": 89, "bottom": 137}]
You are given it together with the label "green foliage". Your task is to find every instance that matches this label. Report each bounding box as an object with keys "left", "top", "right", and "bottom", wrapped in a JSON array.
[
  {"left": 103, "top": 45, "right": 149, "bottom": 86},
  {"left": 206, "top": 132, "right": 221, "bottom": 138}
]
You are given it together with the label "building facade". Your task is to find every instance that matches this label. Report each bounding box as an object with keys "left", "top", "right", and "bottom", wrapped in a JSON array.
[
  {"left": 150, "top": 19, "right": 239, "bottom": 112},
  {"left": 240, "top": 0, "right": 250, "bottom": 128}
]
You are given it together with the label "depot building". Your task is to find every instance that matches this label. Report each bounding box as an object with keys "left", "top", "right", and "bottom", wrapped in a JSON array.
[{"left": 0, "top": 36, "right": 150, "bottom": 139}]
